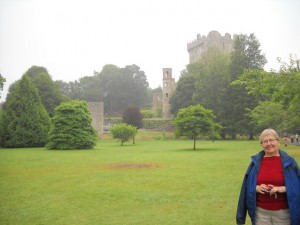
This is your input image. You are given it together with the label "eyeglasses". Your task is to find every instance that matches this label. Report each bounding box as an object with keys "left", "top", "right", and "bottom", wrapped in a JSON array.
[{"left": 262, "top": 138, "right": 278, "bottom": 145}]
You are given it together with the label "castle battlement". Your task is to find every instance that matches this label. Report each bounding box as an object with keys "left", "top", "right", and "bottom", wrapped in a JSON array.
[{"left": 187, "top": 30, "right": 236, "bottom": 64}]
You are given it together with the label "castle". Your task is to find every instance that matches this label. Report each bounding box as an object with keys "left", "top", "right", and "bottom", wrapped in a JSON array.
[
  {"left": 91, "top": 31, "right": 236, "bottom": 133},
  {"left": 153, "top": 31, "right": 235, "bottom": 119},
  {"left": 187, "top": 30, "right": 235, "bottom": 63}
]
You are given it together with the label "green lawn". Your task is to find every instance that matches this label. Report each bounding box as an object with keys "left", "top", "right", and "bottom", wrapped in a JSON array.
[{"left": 1, "top": 138, "right": 299, "bottom": 225}]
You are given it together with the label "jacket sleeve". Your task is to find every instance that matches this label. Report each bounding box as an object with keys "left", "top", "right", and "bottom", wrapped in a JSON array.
[
  {"left": 236, "top": 173, "right": 247, "bottom": 224},
  {"left": 236, "top": 163, "right": 253, "bottom": 225}
]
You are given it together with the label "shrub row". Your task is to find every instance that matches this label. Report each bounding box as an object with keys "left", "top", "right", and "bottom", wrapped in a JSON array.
[{"left": 104, "top": 117, "right": 172, "bottom": 129}]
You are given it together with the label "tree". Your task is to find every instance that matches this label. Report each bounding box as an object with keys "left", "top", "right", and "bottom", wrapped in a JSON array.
[
  {"left": 122, "top": 106, "right": 143, "bottom": 144},
  {"left": 224, "top": 33, "right": 267, "bottom": 139},
  {"left": 170, "top": 71, "right": 197, "bottom": 115},
  {"left": 121, "top": 64, "right": 149, "bottom": 107},
  {"left": 232, "top": 56, "right": 300, "bottom": 133},
  {"left": 96, "top": 64, "right": 149, "bottom": 115},
  {"left": 192, "top": 48, "right": 231, "bottom": 131},
  {"left": 24, "top": 66, "right": 64, "bottom": 117},
  {"left": 0, "top": 75, "right": 51, "bottom": 147},
  {"left": 110, "top": 123, "right": 137, "bottom": 146},
  {"left": 122, "top": 106, "right": 143, "bottom": 129},
  {"left": 46, "top": 100, "right": 98, "bottom": 150},
  {"left": 173, "top": 104, "right": 222, "bottom": 150},
  {"left": 0, "top": 74, "right": 6, "bottom": 100}
]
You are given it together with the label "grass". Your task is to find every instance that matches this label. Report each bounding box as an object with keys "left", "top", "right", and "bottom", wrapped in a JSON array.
[{"left": 1, "top": 136, "right": 299, "bottom": 225}]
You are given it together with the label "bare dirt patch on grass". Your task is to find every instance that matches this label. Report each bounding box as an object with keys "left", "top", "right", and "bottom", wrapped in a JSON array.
[{"left": 104, "top": 163, "right": 163, "bottom": 169}]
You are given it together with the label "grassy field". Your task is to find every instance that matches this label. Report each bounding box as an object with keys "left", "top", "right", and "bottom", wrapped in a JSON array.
[{"left": 1, "top": 134, "right": 299, "bottom": 225}]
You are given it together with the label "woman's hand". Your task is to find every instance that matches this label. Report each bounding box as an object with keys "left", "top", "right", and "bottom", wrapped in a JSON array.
[
  {"left": 267, "top": 184, "right": 286, "bottom": 195},
  {"left": 256, "top": 184, "right": 270, "bottom": 194}
]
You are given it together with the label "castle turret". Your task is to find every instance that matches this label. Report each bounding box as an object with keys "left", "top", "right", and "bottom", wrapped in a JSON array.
[{"left": 162, "top": 68, "right": 176, "bottom": 119}]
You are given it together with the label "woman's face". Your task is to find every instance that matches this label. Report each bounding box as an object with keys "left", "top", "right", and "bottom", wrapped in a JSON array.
[{"left": 261, "top": 134, "right": 280, "bottom": 157}]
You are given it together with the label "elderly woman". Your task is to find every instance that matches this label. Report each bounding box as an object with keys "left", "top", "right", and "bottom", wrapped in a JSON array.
[{"left": 236, "top": 128, "right": 300, "bottom": 225}]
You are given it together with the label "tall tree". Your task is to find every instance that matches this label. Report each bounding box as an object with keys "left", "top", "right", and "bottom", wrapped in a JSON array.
[
  {"left": 193, "top": 47, "right": 231, "bottom": 127},
  {"left": 0, "top": 74, "right": 6, "bottom": 100},
  {"left": 121, "top": 64, "right": 149, "bottom": 107},
  {"left": 96, "top": 64, "right": 149, "bottom": 115},
  {"left": 224, "top": 33, "right": 267, "bottom": 139},
  {"left": 97, "top": 64, "right": 123, "bottom": 115},
  {"left": 170, "top": 72, "right": 197, "bottom": 115},
  {"left": 0, "top": 75, "right": 51, "bottom": 147},
  {"left": 24, "top": 66, "right": 64, "bottom": 116}
]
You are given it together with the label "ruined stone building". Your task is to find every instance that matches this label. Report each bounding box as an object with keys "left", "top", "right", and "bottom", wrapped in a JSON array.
[
  {"left": 152, "top": 68, "right": 176, "bottom": 119},
  {"left": 152, "top": 31, "right": 235, "bottom": 119},
  {"left": 88, "top": 102, "right": 104, "bottom": 137},
  {"left": 89, "top": 31, "right": 235, "bottom": 128},
  {"left": 187, "top": 30, "right": 235, "bottom": 64},
  {"left": 162, "top": 68, "right": 176, "bottom": 118}
]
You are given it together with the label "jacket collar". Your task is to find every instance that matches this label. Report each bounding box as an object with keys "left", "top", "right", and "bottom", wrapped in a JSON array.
[{"left": 251, "top": 149, "right": 293, "bottom": 167}]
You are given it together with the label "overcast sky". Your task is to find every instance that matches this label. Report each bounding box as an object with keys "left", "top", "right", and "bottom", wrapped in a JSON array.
[{"left": 0, "top": 0, "right": 299, "bottom": 102}]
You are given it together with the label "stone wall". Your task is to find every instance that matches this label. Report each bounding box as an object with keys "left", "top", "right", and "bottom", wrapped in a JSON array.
[
  {"left": 152, "top": 92, "right": 163, "bottom": 116},
  {"left": 88, "top": 102, "right": 104, "bottom": 137}
]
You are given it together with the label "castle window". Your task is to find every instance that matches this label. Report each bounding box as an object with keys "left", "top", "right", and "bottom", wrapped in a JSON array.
[
  {"left": 166, "top": 71, "right": 169, "bottom": 77},
  {"left": 166, "top": 93, "right": 169, "bottom": 97},
  {"left": 164, "top": 82, "right": 168, "bottom": 87}
]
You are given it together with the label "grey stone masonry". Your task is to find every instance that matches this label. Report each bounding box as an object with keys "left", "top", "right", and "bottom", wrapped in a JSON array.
[
  {"left": 88, "top": 102, "right": 104, "bottom": 137},
  {"left": 187, "top": 30, "right": 236, "bottom": 63}
]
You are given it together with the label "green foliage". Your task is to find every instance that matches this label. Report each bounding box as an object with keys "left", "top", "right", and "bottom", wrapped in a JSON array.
[
  {"left": 110, "top": 123, "right": 137, "bottom": 145},
  {"left": 95, "top": 64, "right": 149, "bottom": 115},
  {"left": 142, "top": 118, "right": 172, "bottom": 129},
  {"left": 54, "top": 64, "right": 150, "bottom": 115},
  {"left": 223, "top": 33, "right": 267, "bottom": 138},
  {"left": 0, "top": 74, "right": 6, "bottom": 99},
  {"left": 192, "top": 48, "right": 231, "bottom": 125},
  {"left": 170, "top": 71, "right": 197, "bottom": 115},
  {"left": 0, "top": 75, "right": 51, "bottom": 147},
  {"left": 141, "top": 109, "right": 154, "bottom": 118},
  {"left": 24, "top": 66, "right": 64, "bottom": 117},
  {"left": 155, "top": 107, "right": 162, "bottom": 118},
  {"left": 173, "top": 104, "right": 222, "bottom": 150},
  {"left": 249, "top": 101, "right": 288, "bottom": 131},
  {"left": 233, "top": 56, "right": 300, "bottom": 133},
  {"left": 46, "top": 100, "right": 98, "bottom": 150},
  {"left": 122, "top": 106, "right": 143, "bottom": 129}
]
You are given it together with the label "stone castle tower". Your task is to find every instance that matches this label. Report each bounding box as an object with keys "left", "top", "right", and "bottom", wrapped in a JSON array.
[
  {"left": 187, "top": 30, "right": 235, "bottom": 63},
  {"left": 151, "top": 68, "right": 176, "bottom": 119},
  {"left": 151, "top": 31, "right": 234, "bottom": 119},
  {"left": 162, "top": 68, "right": 176, "bottom": 119}
]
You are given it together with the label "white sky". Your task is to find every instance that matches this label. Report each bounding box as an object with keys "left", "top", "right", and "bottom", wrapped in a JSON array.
[{"left": 0, "top": 0, "right": 299, "bottom": 102}]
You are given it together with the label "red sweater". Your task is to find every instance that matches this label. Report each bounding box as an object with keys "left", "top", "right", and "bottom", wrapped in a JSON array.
[{"left": 256, "top": 156, "right": 288, "bottom": 210}]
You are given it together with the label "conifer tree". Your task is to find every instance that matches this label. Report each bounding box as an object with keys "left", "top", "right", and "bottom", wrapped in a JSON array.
[
  {"left": 46, "top": 100, "right": 98, "bottom": 150},
  {"left": 0, "top": 75, "right": 51, "bottom": 147}
]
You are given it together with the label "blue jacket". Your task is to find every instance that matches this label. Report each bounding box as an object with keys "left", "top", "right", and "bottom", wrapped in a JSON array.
[{"left": 236, "top": 149, "right": 300, "bottom": 225}]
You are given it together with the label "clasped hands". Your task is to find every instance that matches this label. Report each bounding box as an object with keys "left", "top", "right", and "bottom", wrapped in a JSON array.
[{"left": 256, "top": 184, "right": 286, "bottom": 198}]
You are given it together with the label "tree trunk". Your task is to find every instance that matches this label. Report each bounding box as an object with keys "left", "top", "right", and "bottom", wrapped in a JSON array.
[
  {"left": 221, "top": 130, "right": 226, "bottom": 140},
  {"left": 231, "top": 133, "right": 236, "bottom": 140},
  {"left": 193, "top": 138, "right": 196, "bottom": 150},
  {"left": 249, "top": 132, "right": 254, "bottom": 140}
]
